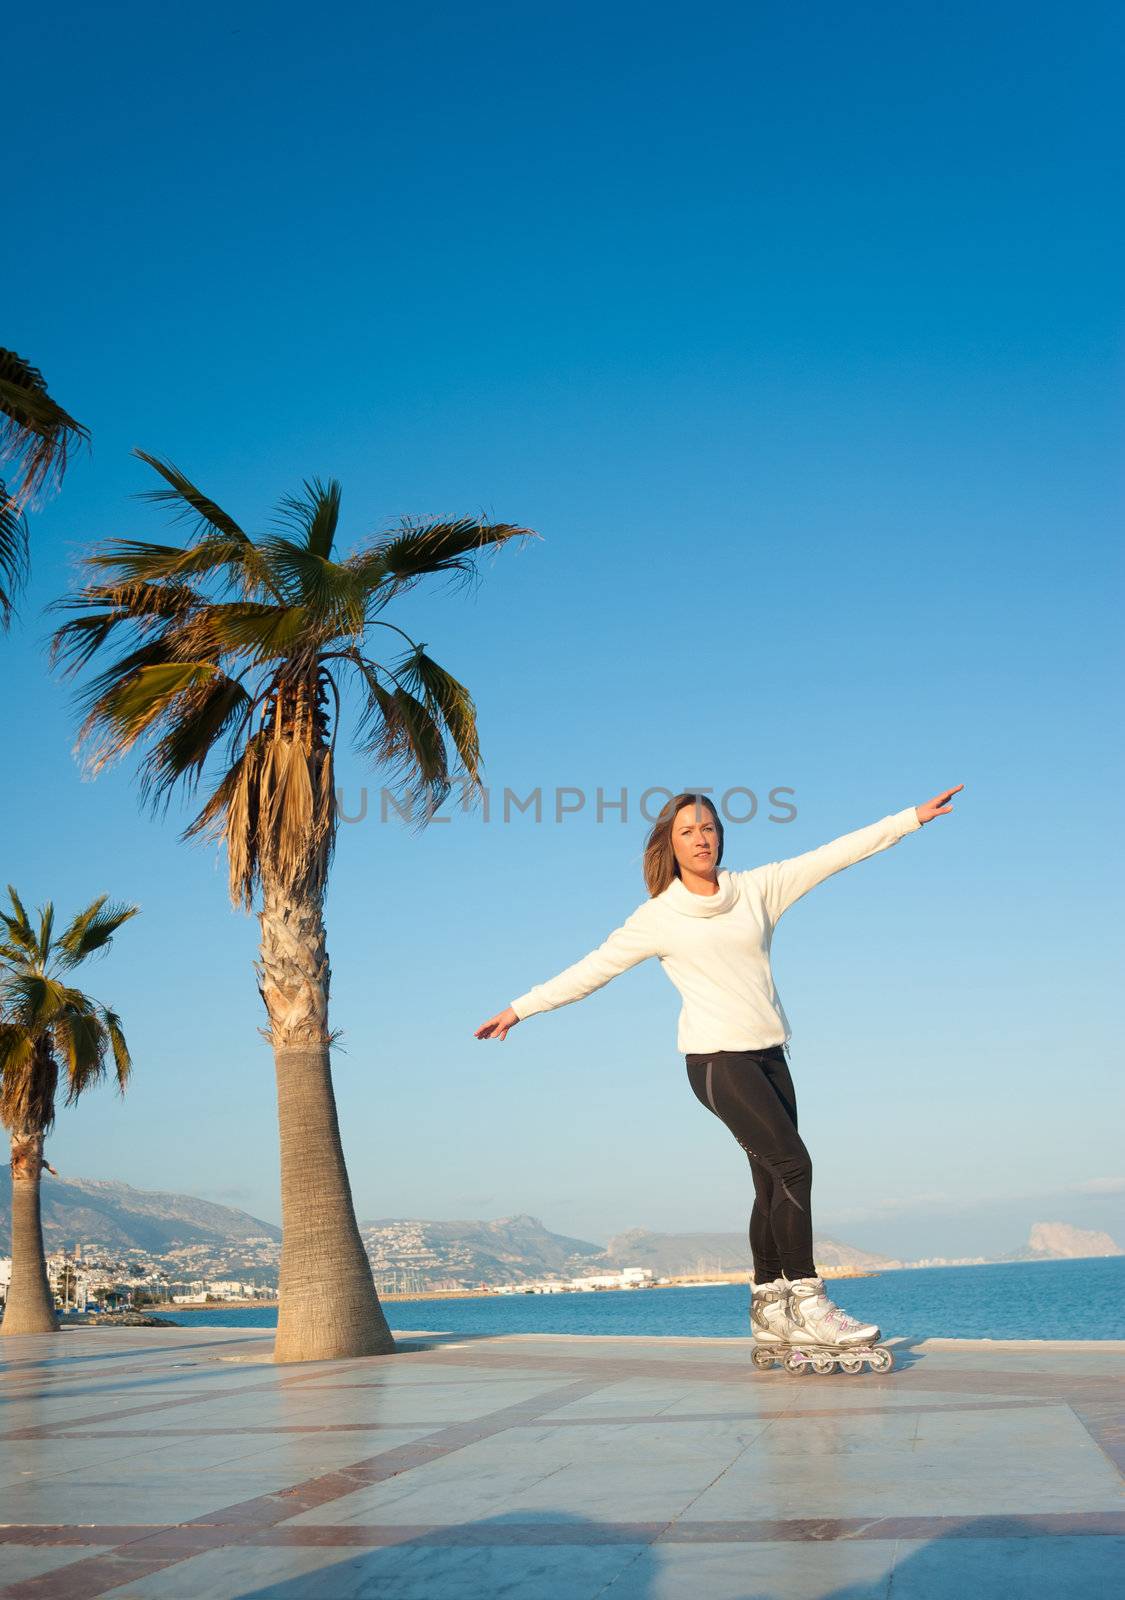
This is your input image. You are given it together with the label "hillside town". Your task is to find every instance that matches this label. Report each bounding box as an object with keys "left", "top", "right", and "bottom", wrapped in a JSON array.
[
  {"left": 0, "top": 1239, "right": 281, "bottom": 1312},
  {"left": 0, "top": 1242, "right": 666, "bottom": 1312}
]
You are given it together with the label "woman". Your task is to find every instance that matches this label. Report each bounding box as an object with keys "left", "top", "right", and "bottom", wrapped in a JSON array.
[{"left": 475, "top": 784, "right": 962, "bottom": 1366}]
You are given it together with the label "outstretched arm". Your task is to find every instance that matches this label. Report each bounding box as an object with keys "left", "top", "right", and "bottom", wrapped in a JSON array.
[
  {"left": 746, "top": 785, "right": 963, "bottom": 925},
  {"left": 475, "top": 904, "right": 660, "bottom": 1041}
]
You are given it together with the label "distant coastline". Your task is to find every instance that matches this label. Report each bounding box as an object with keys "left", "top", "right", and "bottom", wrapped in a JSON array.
[
  {"left": 148, "top": 1266, "right": 879, "bottom": 1312},
  {"left": 139, "top": 1253, "right": 1125, "bottom": 1314}
]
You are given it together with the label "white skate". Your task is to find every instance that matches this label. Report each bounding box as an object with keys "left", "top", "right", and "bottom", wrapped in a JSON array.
[
  {"left": 749, "top": 1279, "right": 793, "bottom": 1366},
  {"left": 754, "top": 1277, "right": 894, "bottom": 1375}
]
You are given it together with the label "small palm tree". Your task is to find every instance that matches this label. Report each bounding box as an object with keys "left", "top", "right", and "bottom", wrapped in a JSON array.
[
  {"left": 0, "top": 889, "right": 136, "bottom": 1336},
  {"left": 0, "top": 348, "right": 88, "bottom": 627},
  {"left": 52, "top": 450, "right": 536, "bottom": 1362}
]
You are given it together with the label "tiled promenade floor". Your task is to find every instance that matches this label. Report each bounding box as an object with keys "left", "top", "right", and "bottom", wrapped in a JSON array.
[{"left": 0, "top": 1328, "right": 1121, "bottom": 1600}]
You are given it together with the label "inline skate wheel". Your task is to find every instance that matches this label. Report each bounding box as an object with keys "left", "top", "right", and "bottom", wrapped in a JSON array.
[
  {"left": 869, "top": 1348, "right": 894, "bottom": 1373},
  {"left": 811, "top": 1353, "right": 836, "bottom": 1375},
  {"left": 751, "top": 1346, "right": 777, "bottom": 1370},
  {"left": 784, "top": 1350, "right": 809, "bottom": 1374},
  {"left": 839, "top": 1354, "right": 864, "bottom": 1375}
]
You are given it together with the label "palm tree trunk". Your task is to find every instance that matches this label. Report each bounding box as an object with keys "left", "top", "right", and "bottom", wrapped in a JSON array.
[
  {"left": 1, "top": 1130, "right": 58, "bottom": 1335},
  {"left": 259, "top": 879, "right": 394, "bottom": 1362}
]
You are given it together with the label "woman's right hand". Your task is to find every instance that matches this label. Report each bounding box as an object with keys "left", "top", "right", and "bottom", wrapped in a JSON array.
[{"left": 474, "top": 1007, "right": 521, "bottom": 1041}]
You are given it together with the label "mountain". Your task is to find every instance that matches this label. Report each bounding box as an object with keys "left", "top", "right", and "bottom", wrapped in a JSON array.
[
  {"left": 807, "top": 1235, "right": 904, "bottom": 1271},
  {"left": 1007, "top": 1222, "right": 1121, "bottom": 1261},
  {"left": 1, "top": 1169, "right": 972, "bottom": 1282},
  {"left": 359, "top": 1213, "right": 604, "bottom": 1284},
  {"left": 599, "top": 1228, "right": 900, "bottom": 1275},
  {"left": 0, "top": 1172, "right": 281, "bottom": 1253}
]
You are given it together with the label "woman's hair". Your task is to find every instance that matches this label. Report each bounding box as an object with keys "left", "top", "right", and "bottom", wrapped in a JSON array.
[{"left": 642, "top": 792, "right": 725, "bottom": 897}]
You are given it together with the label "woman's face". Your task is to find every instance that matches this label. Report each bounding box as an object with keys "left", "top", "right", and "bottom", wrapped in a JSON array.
[{"left": 671, "top": 800, "right": 720, "bottom": 877}]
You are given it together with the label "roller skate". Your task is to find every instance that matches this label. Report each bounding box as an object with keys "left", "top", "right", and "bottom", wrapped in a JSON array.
[
  {"left": 779, "top": 1277, "right": 894, "bottom": 1375},
  {"left": 749, "top": 1278, "right": 795, "bottom": 1371}
]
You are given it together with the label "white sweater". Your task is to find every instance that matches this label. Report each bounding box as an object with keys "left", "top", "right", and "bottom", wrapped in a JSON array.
[{"left": 510, "top": 807, "right": 923, "bottom": 1053}]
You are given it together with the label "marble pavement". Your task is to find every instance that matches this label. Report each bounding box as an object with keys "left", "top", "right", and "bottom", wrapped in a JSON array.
[{"left": 0, "top": 1326, "right": 1121, "bottom": 1598}]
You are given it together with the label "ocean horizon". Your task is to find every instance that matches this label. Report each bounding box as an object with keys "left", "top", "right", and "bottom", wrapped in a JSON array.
[{"left": 115, "top": 1257, "right": 1125, "bottom": 1343}]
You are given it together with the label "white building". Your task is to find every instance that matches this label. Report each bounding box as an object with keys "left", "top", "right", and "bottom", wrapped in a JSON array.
[{"left": 570, "top": 1268, "right": 654, "bottom": 1292}]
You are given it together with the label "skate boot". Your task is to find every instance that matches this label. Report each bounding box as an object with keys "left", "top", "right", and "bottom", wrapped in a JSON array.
[
  {"left": 749, "top": 1279, "right": 797, "bottom": 1371},
  {"left": 782, "top": 1277, "right": 893, "bottom": 1374}
]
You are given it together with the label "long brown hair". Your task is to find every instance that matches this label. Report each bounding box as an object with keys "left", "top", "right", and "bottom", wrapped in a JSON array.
[{"left": 642, "top": 792, "right": 725, "bottom": 897}]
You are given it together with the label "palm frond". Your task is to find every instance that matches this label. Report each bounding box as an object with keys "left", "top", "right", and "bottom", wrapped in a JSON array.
[
  {"left": 55, "top": 1003, "right": 109, "bottom": 1103},
  {"left": 356, "top": 517, "right": 537, "bottom": 608},
  {"left": 36, "top": 902, "right": 55, "bottom": 966},
  {"left": 202, "top": 600, "right": 317, "bottom": 662},
  {"left": 83, "top": 538, "right": 255, "bottom": 587},
  {"left": 1, "top": 886, "right": 39, "bottom": 962},
  {"left": 102, "top": 1008, "right": 132, "bottom": 1091},
  {"left": 138, "top": 673, "right": 252, "bottom": 808},
  {"left": 349, "top": 657, "right": 414, "bottom": 767},
  {"left": 78, "top": 660, "right": 222, "bottom": 768},
  {"left": 256, "top": 539, "right": 366, "bottom": 634},
  {"left": 186, "top": 742, "right": 262, "bottom": 906},
  {"left": 393, "top": 646, "right": 482, "bottom": 788},
  {"left": 72, "top": 636, "right": 182, "bottom": 733},
  {"left": 56, "top": 898, "right": 140, "bottom": 970},
  {"left": 273, "top": 477, "right": 341, "bottom": 560},
  {"left": 50, "top": 581, "right": 200, "bottom": 673},
  {"left": 0, "top": 1023, "right": 35, "bottom": 1078},
  {"left": 53, "top": 895, "right": 107, "bottom": 960},
  {"left": 3, "top": 973, "right": 74, "bottom": 1034},
  {"left": 0, "top": 348, "right": 89, "bottom": 508},
  {"left": 70, "top": 598, "right": 307, "bottom": 677},
  {"left": 131, "top": 451, "right": 248, "bottom": 544},
  {"left": 350, "top": 654, "right": 451, "bottom": 825},
  {"left": 132, "top": 452, "right": 282, "bottom": 601},
  {"left": 0, "top": 480, "right": 30, "bottom": 628}
]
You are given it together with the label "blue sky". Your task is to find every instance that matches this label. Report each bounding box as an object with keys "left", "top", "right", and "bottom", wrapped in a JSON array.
[{"left": 3, "top": 0, "right": 1122, "bottom": 1259}]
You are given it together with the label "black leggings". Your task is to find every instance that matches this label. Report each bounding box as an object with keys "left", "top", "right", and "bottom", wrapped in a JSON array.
[{"left": 685, "top": 1045, "right": 816, "bottom": 1283}]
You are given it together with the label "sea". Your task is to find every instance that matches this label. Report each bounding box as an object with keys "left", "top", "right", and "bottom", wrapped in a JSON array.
[{"left": 139, "top": 1257, "right": 1124, "bottom": 1342}]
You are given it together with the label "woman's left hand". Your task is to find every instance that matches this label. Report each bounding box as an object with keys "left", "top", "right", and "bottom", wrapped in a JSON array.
[{"left": 915, "top": 784, "right": 964, "bottom": 824}]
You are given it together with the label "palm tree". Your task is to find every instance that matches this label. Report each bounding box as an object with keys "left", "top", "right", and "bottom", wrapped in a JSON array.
[
  {"left": 0, "top": 889, "right": 136, "bottom": 1336},
  {"left": 51, "top": 451, "right": 536, "bottom": 1362},
  {"left": 0, "top": 348, "right": 88, "bottom": 627}
]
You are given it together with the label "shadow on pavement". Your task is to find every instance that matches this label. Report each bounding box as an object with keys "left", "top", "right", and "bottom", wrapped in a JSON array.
[
  {"left": 229, "top": 1509, "right": 1121, "bottom": 1599},
  {"left": 236, "top": 1511, "right": 657, "bottom": 1600}
]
